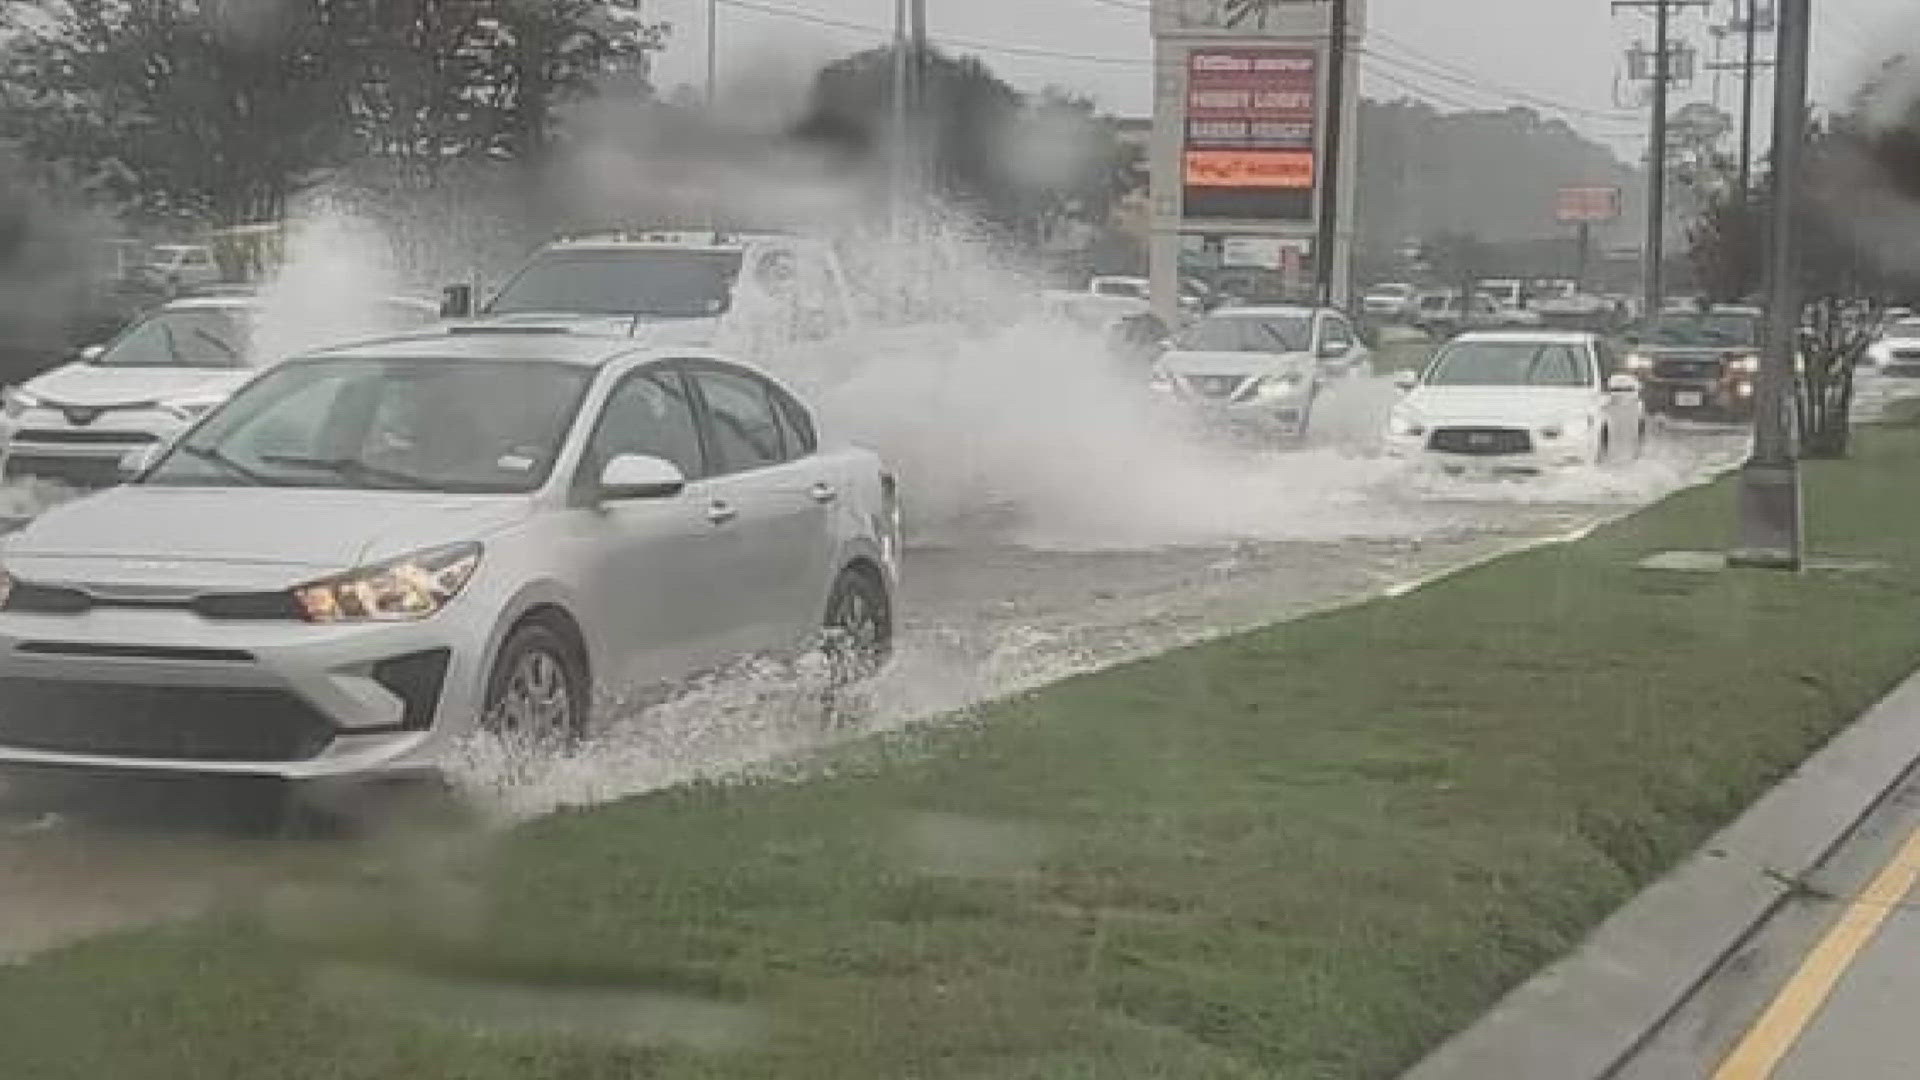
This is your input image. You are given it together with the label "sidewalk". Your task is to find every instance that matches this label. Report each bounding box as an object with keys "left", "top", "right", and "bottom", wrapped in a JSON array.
[{"left": 1618, "top": 760, "right": 1920, "bottom": 1079}]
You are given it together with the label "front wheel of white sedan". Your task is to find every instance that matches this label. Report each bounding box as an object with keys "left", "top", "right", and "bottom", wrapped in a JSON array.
[
  {"left": 821, "top": 567, "right": 893, "bottom": 685},
  {"left": 484, "top": 622, "right": 589, "bottom": 747}
]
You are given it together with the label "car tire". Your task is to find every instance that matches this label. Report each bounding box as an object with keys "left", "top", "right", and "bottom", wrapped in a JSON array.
[
  {"left": 821, "top": 566, "right": 893, "bottom": 685},
  {"left": 1594, "top": 427, "right": 1612, "bottom": 466},
  {"left": 483, "top": 621, "right": 589, "bottom": 747}
]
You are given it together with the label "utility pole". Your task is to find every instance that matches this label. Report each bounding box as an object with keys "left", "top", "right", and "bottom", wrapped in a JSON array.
[
  {"left": 1615, "top": 0, "right": 1708, "bottom": 319},
  {"left": 889, "top": 0, "right": 912, "bottom": 234},
  {"left": 1315, "top": 0, "right": 1350, "bottom": 306},
  {"left": 1731, "top": 0, "right": 1805, "bottom": 569},
  {"left": 706, "top": 0, "right": 718, "bottom": 105},
  {"left": 1705, "top": 0, "right": 1776, "bottom": 198},
  {"left": 910, "top": 0, "right": 930, "bottom": 193}
]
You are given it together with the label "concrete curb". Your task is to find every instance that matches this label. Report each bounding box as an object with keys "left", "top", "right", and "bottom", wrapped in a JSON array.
[{"left": 1401, "top": 669, "right": 1920, "bottom": 1080}]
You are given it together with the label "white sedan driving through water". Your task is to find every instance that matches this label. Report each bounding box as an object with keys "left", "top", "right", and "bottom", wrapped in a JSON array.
[
  {"left": 1385, "top": 330, "right": 1645, "bottom": 476},
  {"left": 0, "top": 329, "right": 900, "bottom": 780}
]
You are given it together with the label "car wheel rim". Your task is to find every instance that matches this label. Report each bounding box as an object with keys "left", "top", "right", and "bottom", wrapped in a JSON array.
[
  {"left": 497, "top": 648, "right": 573, "bottom": 737},
  {"left": 824, "top": 579, "right": 888, "bottom": 679}
]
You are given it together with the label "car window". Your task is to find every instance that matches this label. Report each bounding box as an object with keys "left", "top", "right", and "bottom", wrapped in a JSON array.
[
  {"left": 771, "top": 383, "right": 818, "bottom": 457},
  {"left": 580, "top": 367, "right": 707, "bottom": 486},
  {"left": 144, "top": 359, "right": 591, "bottom": 493},
  {"left": 1173, "top": 314, "right": 1311, "bottom": 352},
  {"left": 691, "top": 366, "right": 787, "bottom": 473},
  {"left": 486, "top": 249, "right": 746, "bottom": 318},
  {"left": 1427, "top": 340, "right": 1594, "bottom": 388}
]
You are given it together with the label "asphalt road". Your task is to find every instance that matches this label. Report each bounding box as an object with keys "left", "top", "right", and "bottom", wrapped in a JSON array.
[{"left": 0, "top": 380, "right": 1753, "bottom": 963}]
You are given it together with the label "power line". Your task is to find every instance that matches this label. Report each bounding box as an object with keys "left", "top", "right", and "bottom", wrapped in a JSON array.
[
  {"left": 713, "top": 0, "right": 1150, "bottom": 68},
  {"left": 1366, "top": 36, "right": 1642, "bottom": 122}
]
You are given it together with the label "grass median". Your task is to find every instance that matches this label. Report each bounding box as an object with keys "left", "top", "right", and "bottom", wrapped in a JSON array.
[{"left": 10, "top": 424, "right": 1920, "bottom": 1079}]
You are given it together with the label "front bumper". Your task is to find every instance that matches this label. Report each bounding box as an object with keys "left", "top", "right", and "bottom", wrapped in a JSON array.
[
  {"left": 2, "top": 406, "right": 190, "bottom": 487},
  {"left": 1158, "top": 387, "right": 1314, "bottom": 438},
  {"left": 1385, "top": 433, "right": 1593, "bottom": 475},
  {"left": 1639, "top": 377, "right": 1753, "bottom": 419},
  {"left": 0, "top": 606, "right": 488, "bottom": 779}
]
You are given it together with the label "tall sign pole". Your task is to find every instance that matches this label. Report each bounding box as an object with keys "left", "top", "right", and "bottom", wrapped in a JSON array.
[
  {"left": 1315, "top": 0, "right": 1350, "bottom": 305},
  {"left": 1731, "top": 0, "right": 1805, "bottom": 569}
]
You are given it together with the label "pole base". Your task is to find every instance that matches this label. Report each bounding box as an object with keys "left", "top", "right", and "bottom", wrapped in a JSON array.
[{"left": 1729, "top": 460, "right": 1804, "bottom": 570}]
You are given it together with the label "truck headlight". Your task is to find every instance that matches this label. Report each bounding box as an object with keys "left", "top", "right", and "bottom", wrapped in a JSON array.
[
  {"left": 1730, "top": 354, "right": 1761, "bottom": 374},
  {"left": 2, "top": 388, "right": 41, "bottom": 420},
  {"left": 293, "top": 542, "right": 480, "bottom": 623},
  {"left": 1625, "top": 353, "right": 1653, "bottom": 372}
]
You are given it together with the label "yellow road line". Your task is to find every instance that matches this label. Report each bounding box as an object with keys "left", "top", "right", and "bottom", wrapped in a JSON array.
[{"left": 1713, "top": 823, "right": 1920, "bottom": 1079}]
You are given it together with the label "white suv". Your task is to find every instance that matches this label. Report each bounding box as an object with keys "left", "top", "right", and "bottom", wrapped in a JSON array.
[{"left": 0, "top": 329, "right": 900, "bottom": 779}]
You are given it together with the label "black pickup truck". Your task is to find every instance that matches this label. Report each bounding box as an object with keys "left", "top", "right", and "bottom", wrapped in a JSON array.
[{"left": 1623, "top": 307, "right": 1766, "bottom": 421}]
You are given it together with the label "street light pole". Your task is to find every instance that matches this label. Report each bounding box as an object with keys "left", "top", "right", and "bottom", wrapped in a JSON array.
[
  {"left": 1730, "top": 0, "right": 1806, "bottom": 570},
  {"left": 706, "top": 0, "right": 718, "bottom": 105}
]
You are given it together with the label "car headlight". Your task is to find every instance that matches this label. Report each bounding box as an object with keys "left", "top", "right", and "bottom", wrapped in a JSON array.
[
  {"left": 1867, "top": 343, "right": 1891, "bottom": 365},
  {"left": 2, "top": 388, "right": 42, "bottom": 420},
  {"left": 1253, "top": 372, "right": 1306, "bottom": 400},
  {"left": 158, "top": 396, "right": 225, "bottom": 421},
  {"left": 1730, "top": 354, "right": 1761, "bottom": 374},
  {"left": 1388, "top": 409, "right": 1425, "bottom": 437},
  {"left": 293, "top": 542, "right": 480, "bottom": 623},
  {"left": 1625, "top": 353, "right": 1653, "bottom": 372}
]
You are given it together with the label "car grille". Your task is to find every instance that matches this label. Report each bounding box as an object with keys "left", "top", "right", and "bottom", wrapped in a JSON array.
[
  {"left": 1428, "top": 427, "right": 1533, "bottom": 456},
  {"left": 1182, "top": 374, "right": 1244, "bottom": 400},
  {"left": 4, "top": 454, "right": 126, "bottom": 488},
  {"left": 0, "top": 677, "right": 336, "bottom": 762},
  {"left": 1884, "top": 362, "right": 1920, "bottom": 378},
  {"left": 14, "top": 429, "right": 160, "bottom": 445},
  {"left": 1652, "top": 359, "right": 1722, "bottom": 381}
]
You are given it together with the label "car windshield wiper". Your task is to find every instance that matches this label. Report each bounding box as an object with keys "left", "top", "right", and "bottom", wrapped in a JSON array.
[
  {"left": 172, "top": 442, "right": 273, "bottom": 485},
  {"left": 257, "top": 453, "right": 443, "bottom": 491}
]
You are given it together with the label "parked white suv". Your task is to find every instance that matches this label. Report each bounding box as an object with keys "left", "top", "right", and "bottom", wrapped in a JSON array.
[{"left": 0, "top": 329, "right": 900, "bottom": 779}]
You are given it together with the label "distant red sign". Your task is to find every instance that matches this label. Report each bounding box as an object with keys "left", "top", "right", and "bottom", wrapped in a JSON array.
[
  {"left": 1184, "top": 45, "right": 1320, "bottom": 221},
  {"left": 1557, "top": 186, "right": 1622, "bottom": 223}
]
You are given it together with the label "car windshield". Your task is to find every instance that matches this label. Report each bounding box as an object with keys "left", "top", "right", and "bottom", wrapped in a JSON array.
[
  {"left": 485, "top": 249, "right": 746, "bottom": 318},
  {"left": 143, "top": 358, "right": 592, "bottom": 493},
  {"left": 1645, "top": 313, "right": 1762, "bottom": 347},
  {"left": 1426, "top": 340, "right": 1593, "bottom": 387},
  {"left": 1173, "top": 314, "right": 1310, "bottom": 353},
  {"left": 94, "top": 308, "right": 248, "bottom": 367}
]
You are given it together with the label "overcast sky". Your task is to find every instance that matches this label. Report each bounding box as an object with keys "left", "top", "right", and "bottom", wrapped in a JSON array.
[{"left": 650, "top": 0, "right": 1920, "bottom": 163}]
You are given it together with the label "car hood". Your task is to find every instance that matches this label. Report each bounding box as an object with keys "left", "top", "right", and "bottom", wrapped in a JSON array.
[
  {"left": 1403, "top": 386, "right": 1597, "bottom": 425},
  {"left": 468, "top": 312, "right": 724, "bottom": 346},
  {"left": 1157, "top": 349, "right": 1314, "bottom": 379},
  {"left": 23, "top": 363, "right": 254, "bottom": 407},
  {"left": 4, "top": 487, "right": 531, "bottom": 591},
  {"left": 1876, "top": 335, "right": 1920, "bottom": 351}
]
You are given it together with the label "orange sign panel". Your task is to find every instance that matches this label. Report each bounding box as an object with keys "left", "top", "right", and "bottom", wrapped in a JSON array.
[{"left": 1184, "top": 150, "right": 1315, "bottom": 190}]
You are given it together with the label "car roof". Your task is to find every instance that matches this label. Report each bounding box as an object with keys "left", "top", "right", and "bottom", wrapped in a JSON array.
[
  {"left": 1450, "top": 329, "right": 1599, "bottom": 345},
  {"left": 298, "top": 327, "right": 774, "bottom": 376},
  {"left": 155, "top": 292, "right": 438, "bottom": 313}
]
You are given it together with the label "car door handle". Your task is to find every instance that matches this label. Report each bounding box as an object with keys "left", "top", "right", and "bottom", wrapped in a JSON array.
[
  {"left": 706, "top": 501, "right": 739, "bottom": 526},
  {"left": 808, "top": 482, "right": 838, "bottom": 504}
]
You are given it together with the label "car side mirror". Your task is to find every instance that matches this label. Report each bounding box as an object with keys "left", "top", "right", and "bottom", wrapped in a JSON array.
[
  {"left": 597, "top": 454, "right": 686, "bottom": 502},
  {"left": 440, "top": 283, "right": 474, "bottom": 319},
  {"left": 78, "top": 344, "right": 105, "bottom": 362},
  {"left": 1393, "top": 369, "right": 1419, "bottom": 391},
  {"left": 1607, "top": 373, "right": 1641, "bottom": 393}
]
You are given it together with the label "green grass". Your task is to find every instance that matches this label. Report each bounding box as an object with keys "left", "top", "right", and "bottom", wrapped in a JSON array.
[{"left": 11, "top": 428, "right": 1920, "bottom": 1079}]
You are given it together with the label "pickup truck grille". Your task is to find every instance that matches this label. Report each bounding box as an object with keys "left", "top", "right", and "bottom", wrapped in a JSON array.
[{"left": 1652, "top": 358, "right": 1722, "bottom": 381}]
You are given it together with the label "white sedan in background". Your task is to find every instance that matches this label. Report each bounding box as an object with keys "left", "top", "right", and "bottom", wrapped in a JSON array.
[
  {"left": 1149, "top": 305, "right": 1369, "bottom": 441},
  {"left": 0, "top": 330, "right": 900, "bottom": 780},
  {"left": 1386, "top": 330, "right": 1645, "bottom": 476}
]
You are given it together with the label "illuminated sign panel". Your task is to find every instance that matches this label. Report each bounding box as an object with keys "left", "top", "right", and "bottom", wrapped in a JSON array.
[{"left": 1182, "top": 46, "right": 1318, "bottom": 220}]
